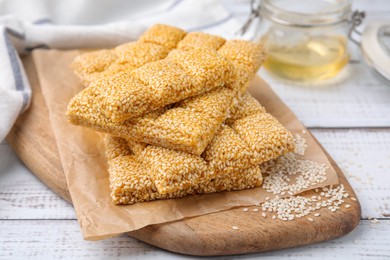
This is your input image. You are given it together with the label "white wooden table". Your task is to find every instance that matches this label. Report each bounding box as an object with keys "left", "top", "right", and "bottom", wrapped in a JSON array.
[{"left": 1, "top": 0, "right": 390, "bottom": 259}]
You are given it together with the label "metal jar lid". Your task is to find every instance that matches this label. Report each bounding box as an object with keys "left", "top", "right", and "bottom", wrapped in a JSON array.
[{"left": 360, "top": 23, "right": 390, "bottom": 83}]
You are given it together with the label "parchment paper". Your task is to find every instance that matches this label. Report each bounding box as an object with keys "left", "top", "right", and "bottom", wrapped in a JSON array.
[{"left": 32, "top": 49, "right": 339, "bottom": 240}]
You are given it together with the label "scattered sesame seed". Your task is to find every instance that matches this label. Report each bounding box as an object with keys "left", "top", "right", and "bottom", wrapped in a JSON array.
[
  {"left": 345, "top": 204, "right": 351, "bottom": 208},
  {"left": 232, "top": 226, "right": 239, "bottom": 230},
  {"left": 370, "top": 219, "right": 379, "bottom": 224},
  {"left": 260, "top": 184, "right": 348, "bottom": 221},
  {"left": 261, "top": 212, "right": 267, "bottom": 217},
  {"left": 243, "top": 208, "right": 249, "bottom": 212},
  {"left": 351, "top": 197, "right": 357, "bottom": 201},
  {"left": 272, "top": 215, "right": 276, "bottom": 220},
  {"left": 308, "top": 218, "right": 314, "bottom": 222},
  {"left": 253, "top": 208, "right": 259, "bottom": 212},
  {"left": 261, "top": 135, "right": 328, "bottom": 196},
  {"left": 294, "top": 134, "right": 307, "bottom": 155}
]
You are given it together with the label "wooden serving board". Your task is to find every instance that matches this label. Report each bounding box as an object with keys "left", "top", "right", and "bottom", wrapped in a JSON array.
[{"left": 7, "top": 54, "right": 361, "bottom": 256}]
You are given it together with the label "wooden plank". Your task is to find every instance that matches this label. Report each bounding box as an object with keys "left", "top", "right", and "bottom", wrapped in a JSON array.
[
  {"left": 3, "top": 129, "right": 389, "bottom": 220},
  {"left": 310, "top": 129, "right": 390, "bottom": 219},
  {"left": 0, "top": 144, "right": 75, "bottom": 220},
  {"left": 0, "top": 219, "right": 389, "bottom": 259},
  {"left": 259, "top": 63, "right": 390, "bottom": 128}
]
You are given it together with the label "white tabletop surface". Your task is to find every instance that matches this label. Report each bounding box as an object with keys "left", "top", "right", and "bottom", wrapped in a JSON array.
[{"left": 1, "top": 0, "right": 390, "bottom": 259}]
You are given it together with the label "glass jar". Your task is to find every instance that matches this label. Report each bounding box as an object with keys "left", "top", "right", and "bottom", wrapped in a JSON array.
[{"left": 256, "top": 0, "right": 353, "bottom": 81}]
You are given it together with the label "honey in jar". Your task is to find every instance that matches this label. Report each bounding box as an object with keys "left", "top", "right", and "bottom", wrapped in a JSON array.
[{"left": 256, "top": 0, "right": 352, "bottom": 81}]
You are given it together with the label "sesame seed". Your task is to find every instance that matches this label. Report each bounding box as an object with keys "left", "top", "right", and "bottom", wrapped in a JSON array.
[
  {"left": 345, "top": 204, "right": 351, "bottom": 208},
  {"left": 232, "top": 226, "right": 239, "bottom": 230},
  {"left": 370, "top": 218, "right": 379, "bottom": 224},
  {"left": 243, "top": 208, "right": 249, "bottom": 212},
  {"left": 308, "top": 218, "right": 314, "bottom": 222},
  {"left": 253, "top": 208, "right": 259, "bottom": 212},
  {"left": 261, "top": 138, "right": 329, "bottom": 196},
  {"left": 351, "top": 197, "right": 357, "bottom": 201},
  {"left": 259, "top": 184, "right": 349, "bottom": 221},
  {"left": 293, "top": 134, "right": 307, "bottom": 155}
]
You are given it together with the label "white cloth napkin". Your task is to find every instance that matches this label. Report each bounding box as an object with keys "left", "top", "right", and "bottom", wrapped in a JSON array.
[{"left": 0, "top": 0, "right": 244, "bottom": 141}]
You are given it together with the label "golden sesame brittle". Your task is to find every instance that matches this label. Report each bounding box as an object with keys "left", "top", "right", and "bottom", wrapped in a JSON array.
[
  {"left": 67, "top": 30, "right": 266, "bottom": 155},
  {"left": 111, "top": 92, "right": 293, "bottom": 196},
  {"left": 67, "top": 86, "right": 236, "bottom": 155},
  {"left": 106, "top": 136, "right": 263, "bottom": 204},
  {"left": 196, "top": 92, "right": 295, "bottom": 175},
  {"left": 71, "top": 24, "right": 185, "bottom": 85},
  {"left": 68, "top": 30, "right": 239, "bottom": 123}
]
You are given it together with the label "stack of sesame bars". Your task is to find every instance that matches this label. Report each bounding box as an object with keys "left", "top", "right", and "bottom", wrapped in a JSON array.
[{"left": 66, "top": 24, "right": 296, "bottom": 205}]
